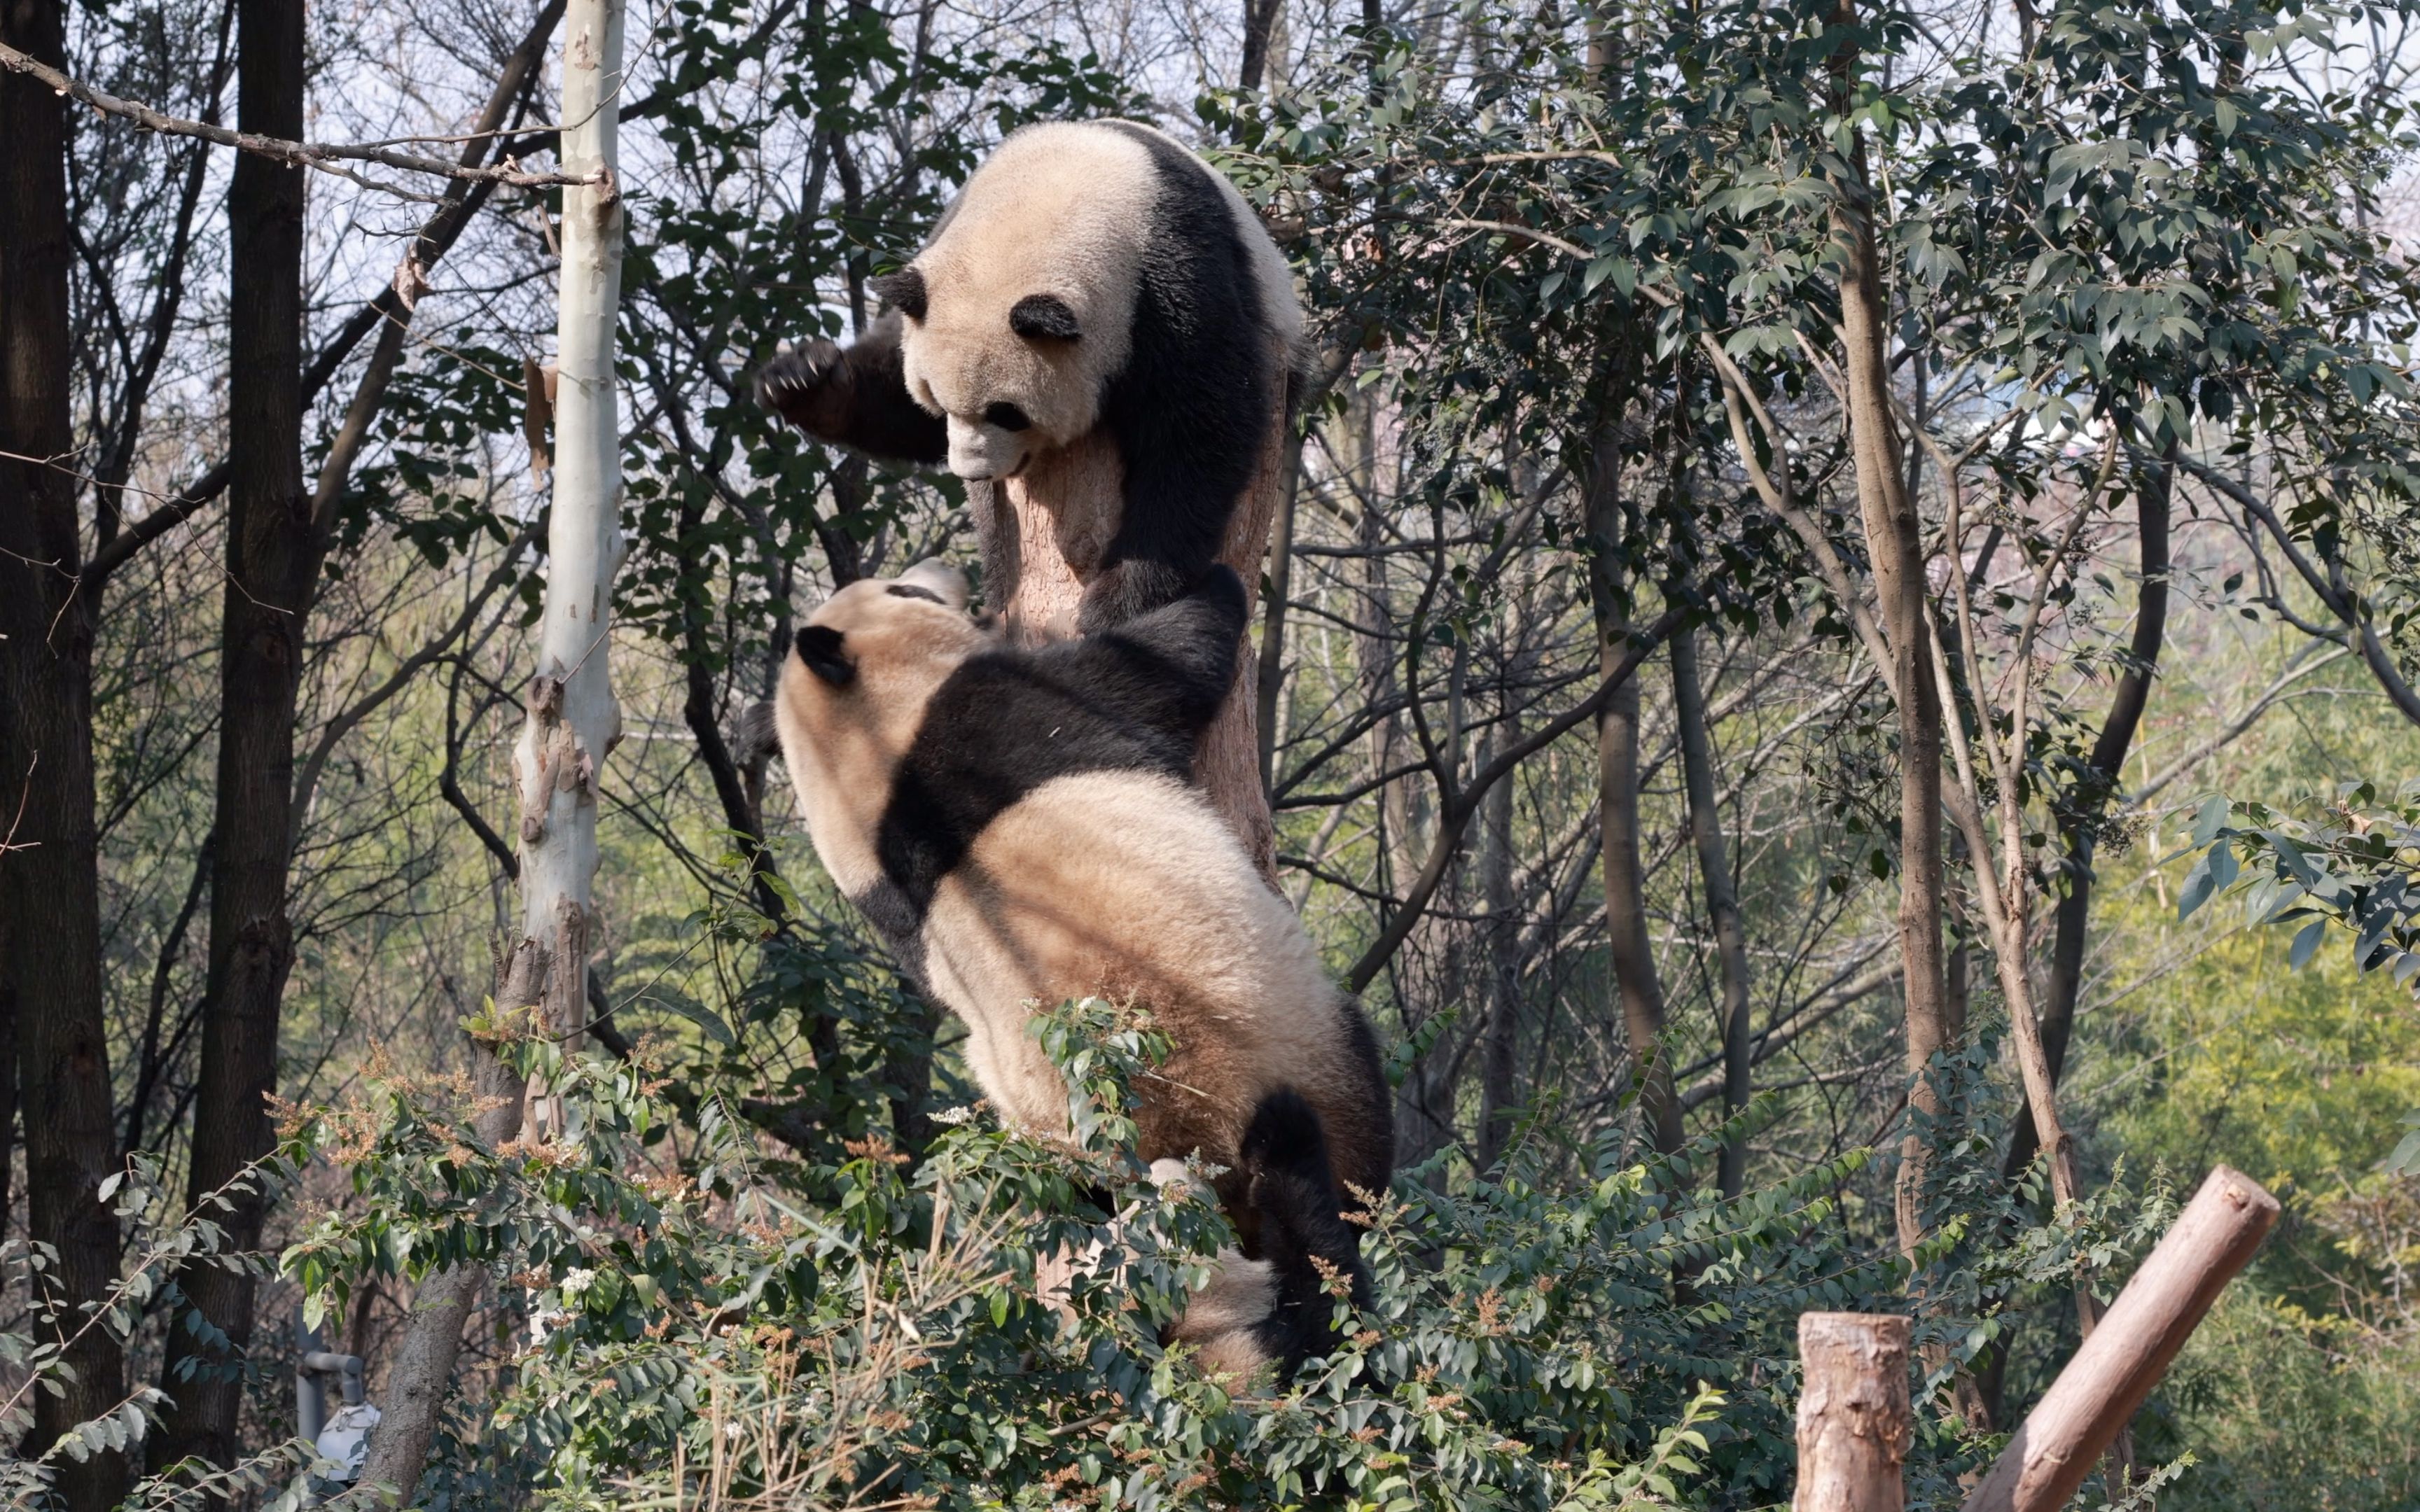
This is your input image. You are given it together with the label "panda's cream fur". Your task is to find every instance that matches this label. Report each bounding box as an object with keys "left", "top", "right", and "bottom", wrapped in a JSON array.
[
  {"left": 758, "top": 120, "right": 1307, "bottom": 632},
  {"left": 772, "top": 561, "right": 1390, "bottom": 1373},
  {"left": 896, "top": 122, "right": 1302, "bottom": 482}
]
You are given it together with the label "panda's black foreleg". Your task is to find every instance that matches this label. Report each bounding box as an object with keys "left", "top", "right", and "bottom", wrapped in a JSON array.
[
  {"left": 754, "top": 310, "right": 947, "bottom": 466},
  {"left": 1237, "top": 1088, "right": 1370, "bottom": 1373},
  {"left": 1074, "top": 566, "right": 1249, "bottom": 751},
  {"left": 1081, "top": 419, "right": 1260, "bottom": 632}
]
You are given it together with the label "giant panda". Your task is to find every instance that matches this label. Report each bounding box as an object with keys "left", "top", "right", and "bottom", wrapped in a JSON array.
[
  {"left": 770, "top": 559, "right": 1391, "bottom": 1374},
  {"left": 754, "top": 120, "right": 1303, "bottom": 633}
]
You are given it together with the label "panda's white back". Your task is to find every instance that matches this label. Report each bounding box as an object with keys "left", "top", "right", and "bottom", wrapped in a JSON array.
[{"left": 917, "top": 766, "right": 1345, "bottom": 1153}]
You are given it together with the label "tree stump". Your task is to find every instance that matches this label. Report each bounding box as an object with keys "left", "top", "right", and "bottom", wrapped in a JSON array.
[
  {"left": 1795, "top": 1312, "right": 1912, "bottom": 1512},
  {"left": 972, "top": 405, "right": 1291, "bottom": 878}
]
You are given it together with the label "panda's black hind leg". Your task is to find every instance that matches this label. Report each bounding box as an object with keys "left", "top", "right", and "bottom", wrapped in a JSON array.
[{"left": 1237, "top": 1088, "right": 1370, "bottom": 1372}]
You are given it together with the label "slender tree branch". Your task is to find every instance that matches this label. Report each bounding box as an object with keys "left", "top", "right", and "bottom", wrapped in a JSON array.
[
  {"left": 2178, "top": 454, "right": 2420, "bottom": 725},
  {"left": 288, "top": 529, "right": 534, "bottom": 844},
  {"left": 0, "top": 37, "right": 594, "bottom": 186},
  {"left": 1345, "top": 606, "right": 1681, "bottom": 993}
]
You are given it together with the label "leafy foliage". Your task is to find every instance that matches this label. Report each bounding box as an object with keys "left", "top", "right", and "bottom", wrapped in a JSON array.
[
  {"left": 256, "top": 997, "right": 2145, "bottom": 1510},
  {"left": 2178, "top": 785, "right": 2420, "bottom": 1172}
]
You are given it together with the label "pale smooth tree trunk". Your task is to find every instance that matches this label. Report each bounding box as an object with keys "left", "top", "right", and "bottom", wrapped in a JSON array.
[
  {"left": 356, "top": 3, "right": 623, "bottom": 1501},
  {"left": 510, "top": 0, "right": 626, "bottom": 1127}
]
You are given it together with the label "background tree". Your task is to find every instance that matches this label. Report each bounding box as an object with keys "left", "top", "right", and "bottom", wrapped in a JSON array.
[{"left": 4, "top": 0, "right": 2419, "bottom": 1504}]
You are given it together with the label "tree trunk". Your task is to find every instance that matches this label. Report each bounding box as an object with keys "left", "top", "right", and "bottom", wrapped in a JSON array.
[
  {"left": 356, "top": 2, "right": 624, "bottom": 1500},
  {"left": 1254, "top": 445, "right": 1301, "bottom": 798},
  {"left": 1239, "top": 0, "right": 1283, "bottom": 90},
  {"left": 511, "top": 0, "right": 625, "bottom": 1132},
  {"left": 1584, "top": 437, "right": 1681, "bottom": 1155},
  {"left": 1475, "top": 746, "right": 1521, "bottom": 1170},
  {"left": 351, "top": 1049, "right": 525, "bottom": 1507},
  {"left": 154, "top": 0, "right": 310, "bottom": 1469},
  {"left": 1672, "top": 625, "right": 1753, "bottom": 1196},
  {"left": 978, "top": 400, "right": 1290, "bottom": 875},
  {"left": 1827, "top": 20, "right": 1949, "bottom": 1253},
  {"left": 0, "top": 1, "right": 126, "bottom": 1502},
  {"left": 2008, "top": 454, "right": 2171, "bottom": 1180}
]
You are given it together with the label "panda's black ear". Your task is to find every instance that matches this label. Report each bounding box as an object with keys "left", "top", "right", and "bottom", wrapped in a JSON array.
[
  {"left": 793, "top": 625, "right": 855, "bottom": 687},
  {"left": 1010, "top": 294, "right": 1082, "bottom": 342},
  {"left": 870, "top": 267, "right": 927, "bottom": 321}
]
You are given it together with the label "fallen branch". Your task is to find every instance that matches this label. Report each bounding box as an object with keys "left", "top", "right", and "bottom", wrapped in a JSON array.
[
  {"left": 0, "top": 38, "right": 594, "bottom": 188},
  {"left": 1961, "top": 1166, "right": 2279, "bottom": 1512}
]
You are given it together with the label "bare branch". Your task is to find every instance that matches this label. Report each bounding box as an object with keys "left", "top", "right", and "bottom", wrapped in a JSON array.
[
  {"left": 1344, "top": 606, "right": 1681, "bottom": 994},
  {"left": 0, "top": 37, "right": 595, "bottom": 188}
]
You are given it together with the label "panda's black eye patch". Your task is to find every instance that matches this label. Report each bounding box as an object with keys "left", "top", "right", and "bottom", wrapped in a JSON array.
[
  {"left": 982, "top": 402, "right": 1033, "bottom": 433},
  {"left": 886, "top": 583, "right": 947, "bottom": 604},
  {"left": 1009, "top": 294, "right": 1081, "bottom": 342}
]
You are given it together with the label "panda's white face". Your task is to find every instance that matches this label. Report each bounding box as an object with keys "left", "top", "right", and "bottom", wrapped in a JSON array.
[
  {"left": 879, "top": 125, "right": 1155, "bottom": 482},
  {"left": 897, "top": 281, "right": 1108, "bottom": 483},
  {"left": 772, "top": 560, "right": 990, "bottom": 895}
]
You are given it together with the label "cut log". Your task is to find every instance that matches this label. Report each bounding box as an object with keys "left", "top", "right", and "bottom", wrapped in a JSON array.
[
  {"left": 1795, "top": 1312, "right": 1912, "bottom": 1512},
  {"left": 1961, "top": 1165, "right": 2279, "bottom": 1512}
]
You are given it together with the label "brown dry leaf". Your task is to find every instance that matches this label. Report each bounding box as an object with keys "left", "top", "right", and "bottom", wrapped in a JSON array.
[{"left": 523, "top": 355, "right": 555, "bottom": 482}]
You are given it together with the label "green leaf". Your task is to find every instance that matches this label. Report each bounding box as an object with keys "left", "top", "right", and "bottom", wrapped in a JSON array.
[
  {"left": 2388, "top": 1112, "right": 2420, "bottom": 1177},
  {"left": 2288, "top": 917, "right": 2328, "bottom": 969},
  {"left": 2178, "top": 854, "right": 2218, "bottom": 920},
  {"left": 646, "top": 992, "right": 735, "bottom": 1046}
]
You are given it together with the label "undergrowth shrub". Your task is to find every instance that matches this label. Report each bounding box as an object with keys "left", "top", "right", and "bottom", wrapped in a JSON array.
[
  {"left": 262, "top": 997, "right": 2141, "bottom": 1511},
  {"left": 1, "top": 993, "right": 2198, "bottom": 1510}
]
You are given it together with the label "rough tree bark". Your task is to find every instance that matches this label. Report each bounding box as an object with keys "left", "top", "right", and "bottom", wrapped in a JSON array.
[
  {"left": 1794, "top": 1313, "right": 1912, "bottom": 1512},
  {"left": 0, "top": 0, "right": 127, "bottom": 1502},
  {"left": 153, "top": 0, "right": 309, "bottom": 1468},
  {"left": 355, "top": 1, "right": 623, "bottom": 1502},
  {"left": 1827, "top": 4, "right": 1949, "bottom": 1254},
  {"left": 1671, "top": 625, "right": 1753, "bottom": 1196}
]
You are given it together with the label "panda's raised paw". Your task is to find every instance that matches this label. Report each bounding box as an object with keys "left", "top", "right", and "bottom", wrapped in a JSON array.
[{"left": 753, "top": 340, "right": 847, "bottom": 423}]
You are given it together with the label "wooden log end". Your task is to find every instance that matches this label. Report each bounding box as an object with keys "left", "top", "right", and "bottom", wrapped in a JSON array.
[{"left": 1795, "top": 1312, "right": 1912, "bottom": 1512}]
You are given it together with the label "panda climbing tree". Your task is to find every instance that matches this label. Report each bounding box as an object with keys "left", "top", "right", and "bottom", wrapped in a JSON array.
[
  {"left": 756, "top": 122, "right": 1392, "bottom": 1378},
  {"left": 756, "top": 118, "right": 1305, "bottom": 876}
]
